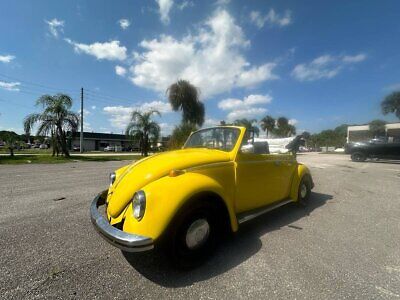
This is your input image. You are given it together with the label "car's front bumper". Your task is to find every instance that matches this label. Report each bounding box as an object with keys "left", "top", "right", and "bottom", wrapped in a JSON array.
[{"left": 90, "top": 191, "right": 154, "bottom": 252}]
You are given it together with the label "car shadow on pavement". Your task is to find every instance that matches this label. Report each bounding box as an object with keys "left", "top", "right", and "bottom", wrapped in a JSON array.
[
  {"left": 122, "top": 192, "right": 332, "bottom": 288},
  {"left": 366, "top": 159, "right": 400, "bottom": 165}
]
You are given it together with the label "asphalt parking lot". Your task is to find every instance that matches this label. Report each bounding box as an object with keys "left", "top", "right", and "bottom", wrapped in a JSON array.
[{"left": 1, "top": 153, "right": 399, "bottom": 299}]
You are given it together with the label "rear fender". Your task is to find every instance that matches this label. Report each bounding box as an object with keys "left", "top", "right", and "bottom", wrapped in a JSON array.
[{"left": 290, "top": 164, "right": 313, "bottom": 201}]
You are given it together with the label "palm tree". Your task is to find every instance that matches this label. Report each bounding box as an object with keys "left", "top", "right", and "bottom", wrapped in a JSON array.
[
  {"left": 2, "top": 131, "right": 18, "bottom": 157},
  {"left": 381, "top": 91, "right": 400, "bottom": 119},
  {"left": 233, "top": 119, "right": 260, "bottom": 136},
  {"left": 126, "top": 110, "right": 160, "bottom": 156},
  {"left": 260, "top": 115, "right": 275, "bottom": 137},
  {"left": 273, "top": 117, "right": 297, "bottom": 137},
  {"left": 24, "top": 94, "right": 79, "bottom": 157},
  {"left": 287, "top": 124, "right": 297, "bottom": 137},
  {"left": 167, "top": 80, "right": 205, "bottom": 126}
]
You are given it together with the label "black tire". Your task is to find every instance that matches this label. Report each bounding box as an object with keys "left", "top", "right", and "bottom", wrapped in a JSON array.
[
  {"left": 167, "top": 201, "right": 219, "bottom": 268},
  {"left": 351, "top": 152, "right": 367, "bottom": 162},
  {"left": 297, "top": 176, "right": 311, "bottom": 207}
]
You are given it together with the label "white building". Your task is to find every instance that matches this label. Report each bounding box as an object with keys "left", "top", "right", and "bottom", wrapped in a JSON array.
[{"left": 347, "top": 122, "right": 400, "bottom": 142}]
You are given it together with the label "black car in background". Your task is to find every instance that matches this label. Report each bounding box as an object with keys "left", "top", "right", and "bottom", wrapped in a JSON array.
[{"left": 345, "top": 138, "right": 400, "bottom": 162}]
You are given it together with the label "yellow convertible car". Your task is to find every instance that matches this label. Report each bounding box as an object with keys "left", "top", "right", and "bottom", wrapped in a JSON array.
[{"left": 90, "top": 126, "right": 313, "bottom": 264}]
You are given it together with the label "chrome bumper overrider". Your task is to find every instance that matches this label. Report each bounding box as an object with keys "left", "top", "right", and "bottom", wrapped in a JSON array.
[{"left": 90, "top": 191, "right": 154, "bottom": 252}]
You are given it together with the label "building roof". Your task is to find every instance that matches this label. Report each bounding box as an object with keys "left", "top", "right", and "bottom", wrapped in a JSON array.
[
  {"left": 348, "top": 122, "right": 400, "bottom": 131},
  {"left": 70, "top": 131, "right": 130, "bottom": 141}
]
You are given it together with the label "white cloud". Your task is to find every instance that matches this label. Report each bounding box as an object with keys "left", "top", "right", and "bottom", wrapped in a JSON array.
[
  {"left": 45, "top": 18, "right": 64, "bottom": 38},
  {"left": 227, "top": 107, "right": 267, "bottom": 121},
  {"left": 250, "top": 9, "right": 292, "bottom": 29},
  {"left": 384, "top": 82, "right": 400, "bottom": 92},
  {"left": 115, "top": 65, "right": 127, "bottom": 76},
  {"left": 83, "top": 122, "right": 92, "bottom": 131},
  {"left": 130, "top": 9, "right": 277, "bottom": 98},
  {"left": 0, "top": 55, "right": 15, "bottom": 63},
  {"left": 215, "top": 0, "right": 230, "bottom": 5},
  {"left": 218, "top": 94, "right": 271, "bottom": 121},
  {"left": 218, "top": 94, "right": 272, "bottom": 110},
  {"left": 342, "top": 53, "right": 367, "bottom": 63},
  {"left": 159, "top": 122, "right": 175, "bottom": 135},
  {"left": 203, "top": 118, "right": 220, "bottom": 127},
  {"left": 177, "top": 1, "right": 194, "bottom": 10},
  {"left": 0, "top": 81, "right": 20, "bottom": 91},
  {"left": 65, "top": 39, "right": 127, "bottom": 61},
  {"left": 289, "top": 118, "right": 298, "bottom": 125},
  {"left": 91, "top": 105, "right": 97, "bottom": 110},
  {"left": 78, "top": 108, "right": 91, "bottom": 116},
  {"left": 118, "top": 19, "right": 131, "bottom": 30},
  {"left": 156, "top": 0, "right": 174, "bottom": 24},
  {"left": 292, "top": 53, "right": 367, "bottom": 81},
  {"left": 103, "top": 101, "right": 172, "bottom": 129}
]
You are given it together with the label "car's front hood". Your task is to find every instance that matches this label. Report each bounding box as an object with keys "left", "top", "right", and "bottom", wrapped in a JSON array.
[{"left": 107, "top": 148, "right": 231, "bottom": 218}]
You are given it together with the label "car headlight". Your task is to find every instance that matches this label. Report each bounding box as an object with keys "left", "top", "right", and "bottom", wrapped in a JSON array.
[
  {"left": 110, "top": 172, "right": 116, "bottom": 186},
  {"left": 132, "top": 190, "right": 146, "bottom": 221}
]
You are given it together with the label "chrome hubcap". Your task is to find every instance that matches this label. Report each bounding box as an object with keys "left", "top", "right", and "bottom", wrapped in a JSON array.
[
  {"left": 185, "top": 218, "right": 210, "bottom": 249},
  {"left": 300, "top": 183, "right": 307, "bottom": 198}
]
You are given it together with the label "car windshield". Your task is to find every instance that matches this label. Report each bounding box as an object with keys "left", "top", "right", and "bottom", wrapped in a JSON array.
[{"left": 184, "top": 127, "right": 240, "bottom": 152}]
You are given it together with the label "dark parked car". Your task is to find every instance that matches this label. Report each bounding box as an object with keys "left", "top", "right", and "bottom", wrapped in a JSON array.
[{"left": 345, "top": 138, "right": 400, "bottom": 162}]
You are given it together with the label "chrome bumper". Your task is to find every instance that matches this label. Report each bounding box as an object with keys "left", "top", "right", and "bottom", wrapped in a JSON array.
[{"left": 90, "top": 191, "right": 154, "bottom": 252}]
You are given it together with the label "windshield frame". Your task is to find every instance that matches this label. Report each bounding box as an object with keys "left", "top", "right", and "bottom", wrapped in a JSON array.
[{"left": 183, "top": 126, "right": 242, "bottom": 152}]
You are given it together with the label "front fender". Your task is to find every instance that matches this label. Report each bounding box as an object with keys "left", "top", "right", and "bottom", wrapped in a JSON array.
[
  {"left": 122, "top": 172, "right": 238, "bottom": 241},
  {"left": 290, "top": 163, "right": 313, "bottom": 201}
]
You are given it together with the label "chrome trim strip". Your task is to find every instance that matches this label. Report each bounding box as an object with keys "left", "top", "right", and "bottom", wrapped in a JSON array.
[
  {"left": 237, "top": 160, "right": 295, "bottom": 165},
  {"left": 186, "top": 161, "right": 233, "bottom": 172},
  {"left": 237, "top": 198, "right": 293, "bottom": 224},
  {"left": 90, "top": 191, "right": 154, "bottom": 252}
]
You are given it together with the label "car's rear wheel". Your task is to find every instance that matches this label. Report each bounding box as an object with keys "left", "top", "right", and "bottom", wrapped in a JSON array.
[
  {"left": 297, "top": 176, "right": 311, "bottom": 207},
  {"left": 351, "top": 152, "right": 367, "bottom": 162},
  {"left": 168, "top": 202, "right": 218, "bottom": 268}
]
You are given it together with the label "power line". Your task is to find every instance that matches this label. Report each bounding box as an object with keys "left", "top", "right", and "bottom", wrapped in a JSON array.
[
  {"left": 84, "top": 89, "right": 134, "bottom": 105},
  {"left": 0, "top": 72, "right": 76, "bottom": 94},
  {"left": 0, "top": 97, "right": 34, "bottom": 109}
]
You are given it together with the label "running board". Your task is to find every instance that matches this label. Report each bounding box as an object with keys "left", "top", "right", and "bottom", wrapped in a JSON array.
[{"left": 237, "top": 198, "right": 293, "bottom": 224}]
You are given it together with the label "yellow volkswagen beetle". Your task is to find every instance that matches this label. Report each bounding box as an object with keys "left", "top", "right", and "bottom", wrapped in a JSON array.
[{"left": 90, "top": 126, "right": 313, "bottom": 264}]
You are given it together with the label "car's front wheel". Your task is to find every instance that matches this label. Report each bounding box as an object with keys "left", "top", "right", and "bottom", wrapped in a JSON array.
[{"left": 168, "top": 202, "right": 218, "bottom": 268}]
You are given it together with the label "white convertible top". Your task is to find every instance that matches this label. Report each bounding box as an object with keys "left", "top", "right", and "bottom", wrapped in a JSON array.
[{"left": 254, "top": 137, "right": 296, "bottom": 154}]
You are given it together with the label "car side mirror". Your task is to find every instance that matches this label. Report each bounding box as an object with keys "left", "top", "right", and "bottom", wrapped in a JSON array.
[{"left": 240, "top": 144, "right": 254, "bottom": 154}]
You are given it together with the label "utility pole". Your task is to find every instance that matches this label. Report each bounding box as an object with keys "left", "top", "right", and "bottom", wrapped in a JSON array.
[{"left": 80, "top": 87, "right": 84, "bottom": 153}]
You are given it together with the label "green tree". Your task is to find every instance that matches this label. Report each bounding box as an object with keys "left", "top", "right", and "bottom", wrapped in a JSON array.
[
  {"left": 233, "top": 118, "right": 260, "bottom": 136},
  {"left": 169, "top": 123, "right": 198, "bottom": 149},
  {"left": 301, "top": 131, "right": 311, "bottom": 140},
  {"left": 369, "top": 119, "right": 387, "bottom": 138},
  {"left": 381, "top": 91, "right": 400, "bottom": 119},
  {"left": 23, "top": 94, "right": 79, "bottom": 157},
  {"left": 334, "top": 124, "right": 348, "bottom": 146},
  {"left": 2, "top": 131, "right": 19, "bottom": 156},
  {"left": 167, "top": 80, "right": 205, "bottom": 126},
  {"left": 126, "top": 110, "right": 160, "bottom": 157},
  {"left": 260, "top": 115, "right": 275, "bottom": 137},
  {"left": 273, "top": 117, "right": 297, "bottom": 137}
]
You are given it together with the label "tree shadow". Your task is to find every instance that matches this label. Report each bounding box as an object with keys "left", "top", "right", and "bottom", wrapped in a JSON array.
[{"left": 122, "top": 192, "right": 332, "bottom": 288}]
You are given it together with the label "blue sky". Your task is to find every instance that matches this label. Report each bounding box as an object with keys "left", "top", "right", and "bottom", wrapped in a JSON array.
[{"left": 1, "top": 0, "right": 400, "bottom": 136}]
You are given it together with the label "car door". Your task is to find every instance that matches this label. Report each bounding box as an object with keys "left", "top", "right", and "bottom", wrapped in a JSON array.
[
  {"left": 235, "top": 152, "right": 296, "bottom": 213},
  {"left": 387, "top": 142, "right": 400, "bottom": 158}
]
